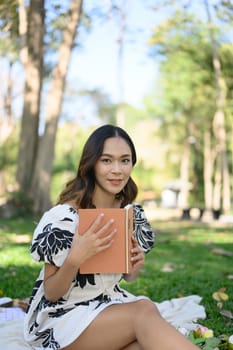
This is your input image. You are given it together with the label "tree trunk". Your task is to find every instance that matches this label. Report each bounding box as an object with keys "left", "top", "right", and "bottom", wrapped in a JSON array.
[
  {"left": 213, "top": 111, "right": 231, "bottom": 213},
  {"left": 16, "top": 0, "right": 44, "bottom": 193},
  {"left": 0, "top": 60, "right": 14, "bottom": 144},
  {"left": 18, "top": 0, "right": 28, "bottom": 66},
  {"left": 115, "top": 1, "right": 127, "bottom": 128},
  {"left": 213, "top": 148, "right": 222, "bottom": 210},
  {"left": 203, "top": 130, "right": 213, "bottom": 208},
  {"left": 30, "top": 0, "right": 83, "bottom": 214},
  {"left": 0, "top": 60, "right": 15, "bottom": 196},
  {"left": 178, "top": 138, "right": 190, "bottom": 209},
  {"left": 204, "top": 0, "right": 231, "bottom": 214}
]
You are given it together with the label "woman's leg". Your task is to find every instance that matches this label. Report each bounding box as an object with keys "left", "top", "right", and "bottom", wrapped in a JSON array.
[
  {"left": 63, "top": 299, "right": 199, "bottom": 350},
  {"left": 121, "top": 342, "right": 143, "bottom": 349}
]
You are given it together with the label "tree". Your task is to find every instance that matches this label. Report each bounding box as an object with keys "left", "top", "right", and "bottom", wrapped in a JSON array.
[
  {"left": 204, "top": 0, "right": 231, "bottom": 214},
  {"left": 0, "top": 0, "right": 21, "bottom": 195},
  {"left": 30, "top": 0, "right": 83, "bottom": 213},
  {"left": 112, "top": 1, "right": 128, "bottom": 128},
  {"left": 16, "top": 0, "right": 45, "bottom": 193},
  {"left": 147, "top": 3, "right": 233, "bottom": 214},
  {"left": 148, "top": 11, "right": 214, "bottom": 209}
]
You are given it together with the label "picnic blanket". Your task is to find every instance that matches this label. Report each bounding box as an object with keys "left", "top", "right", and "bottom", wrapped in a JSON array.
[{"left": 0, "top": 295, "right": 206, "bottom": 349}]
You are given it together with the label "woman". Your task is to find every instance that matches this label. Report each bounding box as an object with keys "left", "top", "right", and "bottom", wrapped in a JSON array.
[{"left": 24, "top": 124, "right": 198, "bottom": 350}]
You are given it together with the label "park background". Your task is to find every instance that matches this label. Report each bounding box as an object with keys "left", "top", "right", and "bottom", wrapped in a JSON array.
[{"left": 0, "top": 1, "right": 233, "bottom": 348}]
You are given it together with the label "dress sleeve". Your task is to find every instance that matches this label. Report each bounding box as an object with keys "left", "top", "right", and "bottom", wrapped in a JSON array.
[
  {"left": 30, "top": 205, "right": 78, "bottom": 267},
  {"left": 133, "top": 203, "right": 155, "bottom": 253}
]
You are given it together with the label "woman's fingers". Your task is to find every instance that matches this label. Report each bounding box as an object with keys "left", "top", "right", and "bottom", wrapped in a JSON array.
[
  {"left": 94, "top": 217, "right": 115, "bottom": 237},
  {"left": 84, "top": 213, "right": 114, "bottom": 236},
  {"left": 82, "top": 214, "right": 117, "bottom": 253},
  {"left": 86, "top": 213, "right": 105, "bottom": 232},
  {"left": 130, "top": 240, "right": 145, "bottom": 265},
  {"left": 95, "top": 228, "right": 116, "bottom": 248}
]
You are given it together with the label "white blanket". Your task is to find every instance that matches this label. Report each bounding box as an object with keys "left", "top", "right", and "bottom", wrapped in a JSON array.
[{"left": 0, "top": 295, "right": 206, "bottom": 350}]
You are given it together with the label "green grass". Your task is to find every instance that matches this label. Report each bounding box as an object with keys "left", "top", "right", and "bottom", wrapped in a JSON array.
[
  {"left": 0, "top": 217, "right": 42, "bottom": 297},
  {"left": 122, "top": 220, "right": 233, "bottom": 337},
  {"left": 0, "top": 216, "right": 232, "bottom": 339}
]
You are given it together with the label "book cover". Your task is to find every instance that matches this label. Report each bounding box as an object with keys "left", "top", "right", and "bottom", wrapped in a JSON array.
[{"left": 78, "top": 204, "right": 133, "bottom": 274}]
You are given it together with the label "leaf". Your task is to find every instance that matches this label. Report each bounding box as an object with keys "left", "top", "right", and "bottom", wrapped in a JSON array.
[
  {"left": 202, "top": 337, "right": 220, "bottom": 349},
  {"left": 211, "top": 248, "right": 233, "bottom": 257},
  {"left": 188, "top": 331, "right": 196, "bottom": 342},
  {"left": 205, "top": 337, "right": 221, "bottom": 346},
  {"left": 161, "top": 262, "right": 176, "bottom": 272},
  {"left": 194, "top": 338, "right": 206, "bottom": 345},
  {"left": 212, "top": 288, "right": 229, "bottom": 301},
  {"left": 177, "top": 293, "right": 184, "bottom": 298},
  {"left": 220, "top": 310, "right": 233, "bottom": 319},
  {"left": 188, "top": 331, "right": 205, "bottom": 345},
  {"left": 217, "top": 301, "right": 223, "bottom": 309}
]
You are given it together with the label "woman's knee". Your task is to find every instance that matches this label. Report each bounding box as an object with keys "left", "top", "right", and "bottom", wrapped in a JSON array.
[{"left": 133, "top": 299, "right": 161, "bottom": 320}]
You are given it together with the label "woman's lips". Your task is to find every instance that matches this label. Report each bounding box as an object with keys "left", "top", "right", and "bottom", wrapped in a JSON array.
[{"left": 108, "top": 179, "right": 123, "bottom": 186}]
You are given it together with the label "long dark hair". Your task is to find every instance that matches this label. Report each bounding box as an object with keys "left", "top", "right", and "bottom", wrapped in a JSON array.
[{"left": 58, "top": 124, "right": 138, "bottom": 208}]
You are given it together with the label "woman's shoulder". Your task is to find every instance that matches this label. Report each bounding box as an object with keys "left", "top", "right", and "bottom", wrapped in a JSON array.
[
  {"left": 132, "top": 202, "right": 155, "bottom": 253},
  {"left": 132, "top": 202, "right": 146, "bottom": 215},
  {"left": 31, "top": 204, "right": 78, "bottom": 265},
  {"left": 40, "top": 203, "right": 78, "bottom": 223}
]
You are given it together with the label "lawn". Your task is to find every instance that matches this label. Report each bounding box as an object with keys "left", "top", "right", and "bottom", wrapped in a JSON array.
[
  {"left": 0, "top": 215, "right": 232, "bottom": 345},
  {"left": 123, "top": 219, "right": 233, "bottom": 336}
]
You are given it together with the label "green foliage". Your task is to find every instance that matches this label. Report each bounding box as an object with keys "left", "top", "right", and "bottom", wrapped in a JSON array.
[
  {"left": 188, "top": 331, "right": 221, "bottom": 349},
  {"left": 0, "top": 0, "right": 20, "bottom": 61},
  {"left": 0, "top": 125, "right": 19, "bottom": 191},
  {"left": 0, "top": 128, "right": 18, "bottom": 169},
  {"left": 146, "top": 6, "right": 233, "bottom": 210},
  {"left": 50, "top": 124, "right": 94, "bottom": 202},
  {"left": 0, "top": 0, "right": 19, "bottom": 36},
  {"left": 132, "top": 162, "right": 157, "bottom": 192}
]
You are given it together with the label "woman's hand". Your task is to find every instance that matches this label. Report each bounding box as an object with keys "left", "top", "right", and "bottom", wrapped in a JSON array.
[
  {"left": 123, "top": 237, "right": 145, "bottom": 282},
  {"left": 67, "top": 214, "right": 116, "bottom": 267}
]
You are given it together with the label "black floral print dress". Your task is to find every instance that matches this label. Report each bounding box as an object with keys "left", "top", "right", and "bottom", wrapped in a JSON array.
[{"left": 24, "top": 203, "right": 154, "bottom": 349}]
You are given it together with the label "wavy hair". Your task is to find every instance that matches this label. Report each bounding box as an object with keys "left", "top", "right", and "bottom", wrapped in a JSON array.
[{"left": 58, "top": 124, "right": 138, "bottom": 208}]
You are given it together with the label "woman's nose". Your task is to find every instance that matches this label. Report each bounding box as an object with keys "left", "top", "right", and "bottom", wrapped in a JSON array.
[{"left": 111, "top": 161, "right": 121, "bottom": 173}]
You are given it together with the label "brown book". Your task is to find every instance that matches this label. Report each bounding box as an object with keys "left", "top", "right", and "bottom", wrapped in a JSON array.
[{"left": 79, "top": 204, "right": 133, "bottom": 274}]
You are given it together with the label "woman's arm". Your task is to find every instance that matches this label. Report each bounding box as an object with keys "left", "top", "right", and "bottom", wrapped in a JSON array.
[
  {"left": 43, "top": 257, "right": 82, "bottom": 302},
  {"left": 123, "top": 237, "right": 145, "bottom": 282},
  {"left": 43, "top": 214, "right": 116, "bottom": 302}
]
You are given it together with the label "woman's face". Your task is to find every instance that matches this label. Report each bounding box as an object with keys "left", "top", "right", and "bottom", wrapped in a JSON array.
[{"left": 94, "top": 137, "right": 133, "bottom": 198}]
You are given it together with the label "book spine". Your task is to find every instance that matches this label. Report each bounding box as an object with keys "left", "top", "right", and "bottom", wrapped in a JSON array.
[{"left": 125, "top": 210, "right": 129, "bottom": 273}]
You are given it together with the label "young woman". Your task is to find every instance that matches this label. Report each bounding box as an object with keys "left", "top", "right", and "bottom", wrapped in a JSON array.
[{"left": 24, "top": 124, "right": 199, "bottom": 350}]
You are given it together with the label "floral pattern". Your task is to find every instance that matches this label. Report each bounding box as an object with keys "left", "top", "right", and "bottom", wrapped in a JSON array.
[
  {"left": 35, "top": 328, "right": 60, "bottom": 349},
  {"left": 24, "top": 203, "right": 155, "bottom": 349},
  {"left": 133, "top": 203, "right": 154, "bottom": 252},
  {"left": 30, "top": 223, "right": 74, "bottom": 264}
]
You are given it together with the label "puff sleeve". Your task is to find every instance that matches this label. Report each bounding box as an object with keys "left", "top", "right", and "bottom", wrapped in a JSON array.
[
  {"left": 30, "top": 204, "right": 78, "bottom": 267},
  {"left": 133, "top": 203, "right": 155, "bottom": 253}
]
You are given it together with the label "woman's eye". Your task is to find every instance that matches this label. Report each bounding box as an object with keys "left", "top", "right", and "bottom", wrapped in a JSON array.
[
  {"left": 122, "top": 159, "right": 130, "bottom": 164},
  {"left": 101, "top": 158, "right": 111, "bottom": 163}
]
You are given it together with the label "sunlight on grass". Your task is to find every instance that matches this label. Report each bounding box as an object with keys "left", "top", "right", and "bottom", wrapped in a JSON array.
[{"left": 0, "top": 246, "right": 35, "bottom": 265}]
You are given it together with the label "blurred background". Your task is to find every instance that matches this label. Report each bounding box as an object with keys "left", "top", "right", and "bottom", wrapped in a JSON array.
[{"left": 0, "top": 0, "right": 232, "bottom": 221}]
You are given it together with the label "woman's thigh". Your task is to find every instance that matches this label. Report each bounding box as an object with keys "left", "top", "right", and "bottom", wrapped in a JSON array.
[
  {"left": 63, "top": 300, "right": 154, "bottom": 350},
  {"left": 121, "top": 341, "right": 143, "bottom": 350}
]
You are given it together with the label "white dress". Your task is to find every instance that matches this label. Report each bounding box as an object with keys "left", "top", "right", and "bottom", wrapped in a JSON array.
[{"left": 24, "top": 203, "right": 155, "bottom": 349}]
